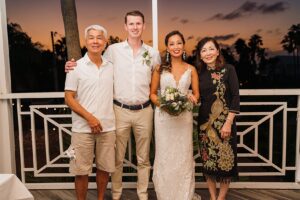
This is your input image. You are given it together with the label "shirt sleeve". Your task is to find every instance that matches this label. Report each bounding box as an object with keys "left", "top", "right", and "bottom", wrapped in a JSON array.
[
  {"left": 151, "top": 49, "right": 161, "bottom": 71},
  {"left": 64, "top": 69, "right": 79, "bottom": 92},
  {"left": 227, "top": 65, "right": 240, "bottom": 114},
  {"left": 103, "top": 45, "right": 113, "bottom": 63}
]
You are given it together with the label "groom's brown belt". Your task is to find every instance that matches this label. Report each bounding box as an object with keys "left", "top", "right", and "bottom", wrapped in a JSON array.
[{"left": 113, "top": 100, "right": 151, "bottom": 110}]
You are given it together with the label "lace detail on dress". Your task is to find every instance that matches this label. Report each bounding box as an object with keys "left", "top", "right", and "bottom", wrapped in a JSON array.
[
  {"left": 160, "top": 67, "right": 192, "bottom": 95},
  {"left": 153, "top": 67, "right": 199, "bottom": 200}
]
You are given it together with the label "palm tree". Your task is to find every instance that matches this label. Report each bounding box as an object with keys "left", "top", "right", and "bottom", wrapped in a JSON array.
[
  {"left": 7, "top": 22, "right": 56, "bottom": 91},
  {"left": 234, "top": 38, "right": 249, "bottom": 56},
  {"left": 282, "top": 29, "right": 296, "bottom": 66},
  {"left": 248, "top": 34, "right": 263, "bottom": 75},
  {"left": 54, "top": 36, "right": 67, "bottom": 61},
  {"left": 282, "top": 24, "right": 300, "bottom": 76},
  {"left": 234, "top": 38, "right": 251, "bottom": 87},
  {"left": 60, "top": 0, "right": 81, "bottom": 60},
  {"left": 289, "top": 24, "right": 300, "bottom": 65},
  {"left": 221, "top": 47, "right": 236, "bottom": 66},
  {"left": 108, "top": 35, "right": 122, "bottom": 45},
  {"left": 257, "top": 48, "right": 267, "bottom": 76}
]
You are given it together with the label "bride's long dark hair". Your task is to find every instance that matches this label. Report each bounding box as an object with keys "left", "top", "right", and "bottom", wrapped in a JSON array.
[{"left": 160, "top": 30, "right": 186, "bottom": 73}]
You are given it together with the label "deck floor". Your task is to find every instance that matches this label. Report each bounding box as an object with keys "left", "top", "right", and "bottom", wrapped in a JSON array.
[{"left": 30, "top": 189, "right": 300, "bottom": 200}]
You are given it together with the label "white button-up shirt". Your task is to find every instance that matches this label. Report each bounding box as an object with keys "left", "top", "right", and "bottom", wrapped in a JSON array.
[
  {"left": 104, "top": 40, "right": 161, "bottom": 105},
  {"left": 65, "top": 53, "right": 115, "bottom": 133}
]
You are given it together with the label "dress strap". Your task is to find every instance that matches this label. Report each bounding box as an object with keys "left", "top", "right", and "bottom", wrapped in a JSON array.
[{"left": 187, "top": 65, "right": 193, "bottom": 73}]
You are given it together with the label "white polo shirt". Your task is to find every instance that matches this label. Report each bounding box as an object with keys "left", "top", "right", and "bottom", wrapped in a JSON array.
[
  {"left": 104, "top": 40, "right": 161, "bottom": 105},
  {"left": 65, "top": 53, "right": 115, "bottom": 133}
]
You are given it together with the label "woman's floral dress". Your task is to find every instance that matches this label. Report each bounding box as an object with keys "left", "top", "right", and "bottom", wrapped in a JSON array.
[{"left": 198, "top": 64, "right": 240, "bottom": 182}]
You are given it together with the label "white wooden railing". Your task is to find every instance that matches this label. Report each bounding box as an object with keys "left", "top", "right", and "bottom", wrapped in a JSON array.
[{"left": 0, "top": 89, "right": 300, "bottom": 189}]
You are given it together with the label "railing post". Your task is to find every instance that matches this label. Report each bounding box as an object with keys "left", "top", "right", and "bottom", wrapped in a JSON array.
[
  {"left": 151, "top": 0, "right": 158, "bottom": 50},
  {"left": 296, "top": 95, "right": 300, "bottom": 183},
  {"left": 0, "top": 0, "right": 16, "bottom": 173}
]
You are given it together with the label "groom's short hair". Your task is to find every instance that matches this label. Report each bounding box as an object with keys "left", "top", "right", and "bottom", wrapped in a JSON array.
[{"left": 125, "top": 10, "right": 145, "bottom": 24}]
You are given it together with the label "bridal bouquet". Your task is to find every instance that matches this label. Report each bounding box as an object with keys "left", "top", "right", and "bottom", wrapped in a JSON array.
[{"left": 158, "top": 87, "right": 193, "bottom": 116}]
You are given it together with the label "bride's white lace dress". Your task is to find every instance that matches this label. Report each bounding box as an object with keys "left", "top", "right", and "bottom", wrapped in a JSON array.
[{"left": 153, "top": 67, "right": 200, "bottom": 200}]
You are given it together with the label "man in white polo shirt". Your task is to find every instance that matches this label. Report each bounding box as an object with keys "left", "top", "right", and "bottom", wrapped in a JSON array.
[
  {"left": 64, "top": 25, "right": 115, "bottom": 200},
  {"left": 65, "top": 11, "right": 161, "bottom": 200}
]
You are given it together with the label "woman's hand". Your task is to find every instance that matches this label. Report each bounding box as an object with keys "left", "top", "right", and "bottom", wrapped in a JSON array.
[
  {"left": 188, "top": 94, "right": 198, "bottom": 105},
  {"left": 65, "top": 58, "right": 77, "bottom": 72},
  {"left": 220, "top": 120, "right": 232, "bottom": 139}
]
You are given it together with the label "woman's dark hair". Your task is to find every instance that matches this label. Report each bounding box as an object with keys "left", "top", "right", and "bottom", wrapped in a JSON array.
[
  {"left": 125, "top": 10, "right": 145, "bottom": 24},
  {"left": 160, "top": 30, "right": 185, "bottom": 73},
  {"left": 195, "top": 37, "right": 225, "bottom": 73}
]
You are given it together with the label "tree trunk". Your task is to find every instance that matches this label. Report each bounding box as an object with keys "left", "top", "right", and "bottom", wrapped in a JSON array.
[
  {"left": 60, "top": 0, "right": 81, "bottom": 60},
  {"left": 297, "top": 48, "right": 300, "bottom": 79},
  {"left": 293, "top": 50, "right": 296, "bottom": 81}
]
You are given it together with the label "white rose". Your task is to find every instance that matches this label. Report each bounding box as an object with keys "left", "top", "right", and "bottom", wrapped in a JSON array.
[
  {"left": 166, "top": 94, "right": 170, "bottom": 101},
  {"left": 171, "top": 102, "right": 177, "bottom": 107},
  {"left": 170, "top": 94, "right": 174, "bottom": 101}
]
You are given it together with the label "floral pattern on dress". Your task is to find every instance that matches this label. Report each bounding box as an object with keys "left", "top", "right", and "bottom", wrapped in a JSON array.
[{"left": 200, "top": 67, "right": 234, "bottom": 172}]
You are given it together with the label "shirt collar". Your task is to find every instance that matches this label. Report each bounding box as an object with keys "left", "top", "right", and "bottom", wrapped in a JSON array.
[
  {"left": 122, "top": 39, "right": 148, "bottom": 51},
  {"left": 83, "top": 53, "right": 109, "bottom": 67},
  {"left": 122, "top": 40, "right": 130, "bottom": 48}
]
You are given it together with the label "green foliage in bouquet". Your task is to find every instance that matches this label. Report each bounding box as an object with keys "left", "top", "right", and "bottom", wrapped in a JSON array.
[{"left": 158, "top": 86, "right": 193, "bottom": 116}]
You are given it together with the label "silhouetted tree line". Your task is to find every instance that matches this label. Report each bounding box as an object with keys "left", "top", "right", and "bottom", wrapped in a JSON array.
[
  {"left": 187, "top": 24, "right": 300, "bottom": 88},
  {"left": 7, "top": 21, "right": 122, "bottom": 92},
  {"left": 8, "top": 22, "right": 65, "bottom": 92},
  {"left": 7, "top": 22, "right": 300, "bottom": 92}
]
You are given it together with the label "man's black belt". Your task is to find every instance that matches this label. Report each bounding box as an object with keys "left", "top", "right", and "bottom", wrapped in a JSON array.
[{"left": 113, "top": 100, "right": 151, "bottom": 110}]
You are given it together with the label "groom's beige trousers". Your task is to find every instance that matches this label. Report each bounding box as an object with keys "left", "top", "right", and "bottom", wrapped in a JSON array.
[{"left": 112, "top": 105, "right": 153, "bottom": 200}]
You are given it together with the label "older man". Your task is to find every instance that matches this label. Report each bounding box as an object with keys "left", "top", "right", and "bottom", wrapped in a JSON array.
[{"left": 64, "top": 25, "right": 115, "bottom": 200}]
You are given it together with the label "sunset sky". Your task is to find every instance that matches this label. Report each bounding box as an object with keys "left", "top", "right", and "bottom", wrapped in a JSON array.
[{"left": 5, "top": 0, "right": 300, "bottom": 55}]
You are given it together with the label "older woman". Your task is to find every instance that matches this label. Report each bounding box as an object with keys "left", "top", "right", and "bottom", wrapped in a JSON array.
[{"left": 196, "top": 37, "right": 240, "bottom": 200}]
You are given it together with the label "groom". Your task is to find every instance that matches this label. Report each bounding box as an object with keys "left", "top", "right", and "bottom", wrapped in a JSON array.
[{"left": 66, "top": 10, "right": 160, "bottom": 200}]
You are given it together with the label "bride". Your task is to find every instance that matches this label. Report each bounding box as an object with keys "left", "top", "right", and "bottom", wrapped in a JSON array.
[{"left": 150, "top": 30, "right": 201, "bottom": 200}]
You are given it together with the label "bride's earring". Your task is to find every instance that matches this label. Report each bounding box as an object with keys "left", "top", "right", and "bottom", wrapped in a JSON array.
[
  {"left": 183, "top": 51, "right": 186, "bottom": 60},
  {"left": 166, "top": 51, "right": 170, "bottom": 63}
]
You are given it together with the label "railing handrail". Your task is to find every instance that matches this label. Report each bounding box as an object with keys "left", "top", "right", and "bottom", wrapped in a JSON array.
[
  {"left": 1, "top": 89, "right": 300, "bottom": 99},
  {"left": 0, "top": 92, "right": 64, "bottom": 99},
  {"left": 0, "top": 89, "right": 299, "bottom": 188}
]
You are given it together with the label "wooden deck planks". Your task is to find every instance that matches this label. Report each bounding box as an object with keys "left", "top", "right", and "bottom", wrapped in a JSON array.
[{"left": 30, "top": 189, "right": 300, "bottom": 200}]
